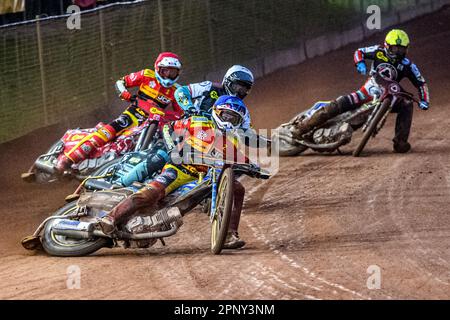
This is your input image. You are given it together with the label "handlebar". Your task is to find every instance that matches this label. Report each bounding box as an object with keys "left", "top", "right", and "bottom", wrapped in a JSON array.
[
  {"left": 369, "top": 70, "right": 419, "bottom": 105},
  {"left": 232, "top": 163, "right": 271, "bottom": 180},
  {"left": 183, "top": 153, "right": 270, "bottom": 179}
]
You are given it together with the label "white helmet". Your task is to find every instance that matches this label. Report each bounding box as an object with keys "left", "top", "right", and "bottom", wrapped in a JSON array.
[{"left": 222, "top": 65, "right": 254, "bottom": 99}]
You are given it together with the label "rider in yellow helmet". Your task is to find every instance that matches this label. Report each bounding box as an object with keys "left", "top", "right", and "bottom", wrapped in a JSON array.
[
  {"left": 295, "top": 29, "right": 430, "bottom": 153},
  {"left": 385, "top": 29, "right": 410, "bottom": 60}
]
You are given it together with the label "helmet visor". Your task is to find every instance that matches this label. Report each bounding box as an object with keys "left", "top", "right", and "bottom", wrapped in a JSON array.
[
  {"left": 158, "top": 67, "right": 180, "bottom": 80},
  {"left": 388, "top": 45, "right": 407, "bottom": 57},
  {"left": 217, "top": 108, "right": 243, "bottom": 127},
  {"left": 230, "top": 81, "right": 252, "bottom": 98}
]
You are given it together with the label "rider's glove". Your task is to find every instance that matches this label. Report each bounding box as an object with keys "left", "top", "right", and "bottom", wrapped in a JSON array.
[
  {"left": 356, "top": 62, "right": 367, "bottom": 75},
  {"left": 120, "top": 90, "right": 132, "bottom": 101},
  {"left": 419, "top": 101, "right": 429, "bottom": 110}
]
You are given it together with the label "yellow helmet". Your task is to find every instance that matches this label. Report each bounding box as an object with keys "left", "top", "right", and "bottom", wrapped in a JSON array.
[
  {"left": 385, "top": 29, "right": 410, "bottom": 47},
  {"left": 385, "top": 29, "right": 409, "bottom": 60}
]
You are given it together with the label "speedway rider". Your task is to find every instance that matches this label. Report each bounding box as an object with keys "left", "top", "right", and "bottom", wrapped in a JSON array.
[
  {"left": 118, "top": 65, "right": 269, "bottom": 186},
  {"left": 175, "top": 65, "right": 253, "bottom": 122},
  {"left": 56, "top": 52, "right": 185, "bottom": 173},
  {"left": 176, "top": 64, "right": 271, "bottom": 148},
  {"left": 98, "top": 95, "right": 260, "bottom": 249},
  {"left": 293, "top": 29, "right": 430, "bottom": 153}
]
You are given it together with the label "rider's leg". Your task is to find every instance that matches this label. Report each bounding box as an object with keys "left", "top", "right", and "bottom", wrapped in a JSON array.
[
  {"left": 119, "top": 149, "right": 169, "bottom": 187},
  {"left": 98, "top": 182, "right": 166, "bottom": 234},
  {"left": 98, "top": 164, "right": 196, "bottom": 234},
  {"left": 223, "top": 180, "right": 246, "bottom": 249},
  {"left": 292, "top": 81, "right": 372, "bottom": 138},
  {"left": 55, "top": 124, "right": 117, "bottom": 172},
  {"left": 55, "top": 105, "right": 146, "bottom": 172},
  {"left": 392, "top": 100, "right": 413, "bottom": 153}
]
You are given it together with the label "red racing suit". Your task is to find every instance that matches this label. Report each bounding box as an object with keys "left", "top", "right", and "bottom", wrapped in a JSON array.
[{"left": 62, "top": 69, "right": 184, "bottom": 166}]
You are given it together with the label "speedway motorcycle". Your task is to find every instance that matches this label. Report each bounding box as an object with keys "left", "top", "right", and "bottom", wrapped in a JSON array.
[
  {"left": 62, "top": 140, "right": 168, "bottom": 202},
  {"left": 21, "top": 155, "right": 270, "bottom": 256},
  {"left": 272, "top": 70, "right": 418, "bottom": 157},
  {"left": 21, "top": 99, "right": 178, "bottom": 183}
]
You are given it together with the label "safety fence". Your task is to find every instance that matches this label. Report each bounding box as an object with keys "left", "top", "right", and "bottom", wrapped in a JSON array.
[{"left": 0, "top": 0, "right": 448, "bottom": 142}]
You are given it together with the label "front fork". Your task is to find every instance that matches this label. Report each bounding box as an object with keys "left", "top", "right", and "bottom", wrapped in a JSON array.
[
  {"left": 362, "top": 96, "right": 396, "bottom": 135},
  {"left": 209, "top": 169, "right": 218, "bottom": 222}
]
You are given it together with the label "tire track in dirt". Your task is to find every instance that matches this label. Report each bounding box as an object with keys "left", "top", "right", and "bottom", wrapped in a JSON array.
[
  {"left": 1, "top": 7, "right": 450, "bottom": 300},
  {"left": 242, "top": 156, "right": 371, "bottom": 300},
  {"left": 381, "top": 127, "right": 450, "bottom": 297}
]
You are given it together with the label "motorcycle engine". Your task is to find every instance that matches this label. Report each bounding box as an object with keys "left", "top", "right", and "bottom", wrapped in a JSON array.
[
  {"left": 124, "top": 207, "right": 183, "bottom": 248},
  {"left": 312, "top": 122, "right": 353, "bottom": 145}
]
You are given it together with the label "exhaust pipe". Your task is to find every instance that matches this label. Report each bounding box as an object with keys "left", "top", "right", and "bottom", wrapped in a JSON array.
[
  {"left": 51, "top": 214, "right": 182, "bottom": 241},
  {"left": 51, "top": 219, "right": 95, "bottom": 239},
  {"left": 53, "top": 222, "right": 180, "bottom": 240}
]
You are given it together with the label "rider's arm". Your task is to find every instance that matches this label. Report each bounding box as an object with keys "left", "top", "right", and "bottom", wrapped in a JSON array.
[
  {"left": 218, "top": 133, "right": 250, "bottom": 164},
  {"left": 174, "top": 85, "right": 195, "bottom": 113},
  {"left": 405, "top": 62, "right": 430, "bottom": 105},
  {"left": 180, "top": 81, "right": 215, "bottom": 114},
  {"left": 353, "top": 45, "right": 380, "bottom": 64},
  {"left": 114, "top": 69, "right": 147, "bottom": 101},
  {"left": 162, "top": 118, "right": 189, "bottom": 153},
  {"left": 162, "top": 123, "right": 177, "bottom": 152},
  {"left": 235, "top": 109, "right": 270, "bottom": 148}
]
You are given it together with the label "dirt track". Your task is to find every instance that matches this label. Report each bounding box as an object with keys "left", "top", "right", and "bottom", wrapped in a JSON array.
[{"left": 1, "top": 8, "right": 449, "bottom": 300}]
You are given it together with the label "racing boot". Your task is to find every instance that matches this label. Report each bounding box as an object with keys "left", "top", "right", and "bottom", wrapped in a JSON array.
[
  {"left": 56, "top": 125, "right": 116, "bottom": 173},
  {"left": 291, "top": 97, "right": 348, "bottom": 139},
  {"left": 393, "top": 141, "right": 411, "bottom": 153},
  {"left": 223, "top": 180, "right": 246, "bottom": 249},
  {"left": 223, "top": 231, "right": 246, "bottom": 249},
  {"left": 97, "top": 184, "right": 165, "bottom": 235}
]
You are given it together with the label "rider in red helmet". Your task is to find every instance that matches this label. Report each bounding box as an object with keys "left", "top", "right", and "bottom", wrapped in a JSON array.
[{"left": 56, "top": 52, "right": 185, "bottom": 173}]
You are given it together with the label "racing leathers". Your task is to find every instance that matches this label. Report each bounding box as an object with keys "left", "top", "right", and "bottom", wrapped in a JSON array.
[
  {"left": 57, "top": 69, "right": 184, "bottom": 171},
  {"left": 99, "top": 116, "right": 254, "bottom": 248},
  {"left": 295, "top": 45, "right": 430, "bottom": 152},
  {"left": 174, "top": 81, "right": 251, "bottom": 129},
  {"left": 175, "top": 81, "right": 270, "bottom": 148},
  {"left": 118, "top": 81, "right": 265, "bottom": 186}
]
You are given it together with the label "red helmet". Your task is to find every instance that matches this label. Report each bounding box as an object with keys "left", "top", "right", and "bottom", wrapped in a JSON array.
[{"left": 154, "top": 52, "right": 182, "bottom": 88}]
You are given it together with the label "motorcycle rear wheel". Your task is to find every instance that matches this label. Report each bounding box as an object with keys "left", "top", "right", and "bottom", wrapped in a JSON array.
[
  {"left": 41, "top": 201, "right": 112, "bottom": 257},
  {"left": 210, "top": 167, "right": 234, "bottom": 255}
]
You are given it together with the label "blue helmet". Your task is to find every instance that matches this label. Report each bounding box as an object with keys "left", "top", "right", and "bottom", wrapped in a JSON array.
[{"left": 212, "top": 95, "right": 247, "bottom": 131}]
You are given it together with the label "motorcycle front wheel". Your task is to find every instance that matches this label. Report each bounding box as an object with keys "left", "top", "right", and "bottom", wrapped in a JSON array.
[
  {"left": 353, "top": 99, "right": 391, "bottom": 157},
  {"left": 210, "top": 167, "right": 234, "bottom": 255}
]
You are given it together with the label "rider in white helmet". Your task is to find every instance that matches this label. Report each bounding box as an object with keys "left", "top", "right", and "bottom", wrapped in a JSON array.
[{"left": 174, "top": 65, "right": 254, "bottom": 128}]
